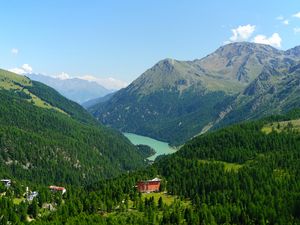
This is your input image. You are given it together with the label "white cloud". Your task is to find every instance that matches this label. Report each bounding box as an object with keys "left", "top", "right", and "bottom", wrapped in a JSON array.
[
  {"left": 229, "top": 24, "right": 256, "bottom": 42},
  {"left": 293, "top": 12, "right": 300, "bottom": 18},
  {"left": 51, "top": 72, "right": 128, "bottom": 90},
  {"left": 223, "top": 40, "right": 231, "bottom": 45},
  {"left": 10, "top": 68, "right": 25, "bottom": 75},
  {"left": 294, "top": 27, "right": 300, "bottom": 33},
  {"left": 22, "top": 64, "right": 33, "bottom": 73},
  {"left": 7, "top": 64, "right": 134, "bottom": 90},
  {"left": 252, "top": 33, "right": 282, "bottom": 48},
  {"left": 283, "top": 19, "right": 289, "bottom": 25},
  {"left": 276, "top": 15, "right": 284, "bottom": 20},
  {"left": 11, "top": 48, "right": 19, "bottom": 55},
  {"left": 276, "top": 16, "right": 289, "bottom": 25},
  {"left": 53, "top": 72, "right": 70, "bottom": 80},
  {"left": 78, "top": 75, "right": 128, "bottom": 90},
  {"left": 9, "top": 65, "right": 128, "bottom": 90},
  {"left": 9, "top": 64, "right": 33, "bottom": 75}
]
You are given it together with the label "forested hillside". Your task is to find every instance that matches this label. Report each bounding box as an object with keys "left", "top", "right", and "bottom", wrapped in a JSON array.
[
  {"left": 0, "top": 69, "right": 146, "bottom": 185},
  {"left": 2, "top": 110, "right": 299, "bottom": 224},
  {"left": 155, "top": 109, "right": 300, "bottom": 224}
]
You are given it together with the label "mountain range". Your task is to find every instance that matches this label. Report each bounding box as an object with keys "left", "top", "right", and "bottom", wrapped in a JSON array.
[
  {"left": 82, "top": 92, "right": 115, "bottom": 109},
  {"left": 88, "top": 42, "right": 300, "bottom": 145},
  {"left": 27, "top": 73, "right": 113, "bottom": 104}
]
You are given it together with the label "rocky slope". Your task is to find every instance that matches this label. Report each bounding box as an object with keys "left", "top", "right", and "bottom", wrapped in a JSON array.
[{"left": 88, "top": 42, "right": 300, "bottom": 145}]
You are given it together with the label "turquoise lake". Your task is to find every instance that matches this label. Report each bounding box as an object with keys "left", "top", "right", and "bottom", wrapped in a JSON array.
[{"left": 123, "top": 133, "right": 176, "bottom": 160}]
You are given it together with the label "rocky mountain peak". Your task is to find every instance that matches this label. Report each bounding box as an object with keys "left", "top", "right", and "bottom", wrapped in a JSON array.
[{"left": 285, "top": 46, "right": 300, "bottom": 57}]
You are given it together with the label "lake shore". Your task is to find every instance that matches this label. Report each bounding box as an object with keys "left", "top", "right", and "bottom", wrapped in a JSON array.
[{"left": 123, "top": 132, "right": 177, "bottom": 160}]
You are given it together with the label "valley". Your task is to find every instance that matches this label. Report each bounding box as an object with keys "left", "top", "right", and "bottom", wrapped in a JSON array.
[
  {"left": 3, "top": 2, "right": 300, "bottom": 224},
  {"left": 1, "top": 43, "right": 300, "bottom": 225}
]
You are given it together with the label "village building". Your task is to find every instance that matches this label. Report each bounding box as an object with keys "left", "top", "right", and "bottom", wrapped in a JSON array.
[
  {"left": 27, "top": 191, "right": 39, "bottom": 201},
  {"left": 0, "top": 179, "right": 11, "bottom": 188},
  {"left": 42, "top": 203, "right": 56, "bottom": 211},
  {"left": 49, "top": 186, "right": 67, "bottom": 194},
  {"left": 137, "top": 177, "right": 161, "bottom": 193}
]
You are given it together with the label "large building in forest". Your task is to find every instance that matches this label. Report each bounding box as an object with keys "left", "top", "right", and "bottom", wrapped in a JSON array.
[
  {"left": 137, "top": 178, "right": 161, "bottom": 193},
  {"left": 49, "top": 186, "right": 67, "bottom": 194}
]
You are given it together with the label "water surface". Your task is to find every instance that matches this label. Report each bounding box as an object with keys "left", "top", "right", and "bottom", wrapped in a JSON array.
[{"left": 124, "top": 133, "right": 176, "bottom": 160}]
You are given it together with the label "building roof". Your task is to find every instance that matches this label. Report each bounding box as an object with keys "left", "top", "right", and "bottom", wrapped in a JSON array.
[
  {"left": 49, "top": 186, "right": 66, "bottom": 191},
  {"left": 1, "top": 179, "right": 11, "bottom": 182},
  {"left": 150, "top": 178, "right": 161, "bottom": 182},
  {"left": 138, "top": 177, "right": 161, "bottom": 183}
]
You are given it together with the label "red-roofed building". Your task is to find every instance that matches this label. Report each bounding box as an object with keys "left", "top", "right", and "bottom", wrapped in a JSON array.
[
  {"left": 137, "top": 178, "right": 161, "bottom": 193},
  {"left": 49, "top": 186, "right": 66, "bottom": 194}
]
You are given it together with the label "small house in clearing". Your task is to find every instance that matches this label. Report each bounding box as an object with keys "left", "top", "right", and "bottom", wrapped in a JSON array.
[
  {"left": 137, "top": 178, "right": 161, "bottom": 193},
  {"left": 27, "top": 191, "right": 39, "bottom": 201},
  {"left": 1, "top": 179, "right": 11, "bottom": 188},
  {"left": 49, "top": 186, "right": 66, "bottom": 194}
]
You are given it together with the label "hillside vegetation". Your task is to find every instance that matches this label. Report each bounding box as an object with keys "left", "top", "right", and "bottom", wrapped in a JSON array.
[
  {"left": 0, "top": 69, "right": 146, "bottom": 185},
  {"left": 1, "top": 110, "right": 299, "bottom": 224},
  {"left": 262, "top": 119, "right": 300, "bottom": 134}
]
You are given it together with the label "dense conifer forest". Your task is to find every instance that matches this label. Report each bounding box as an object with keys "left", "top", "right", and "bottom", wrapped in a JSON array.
[
  {"left": 1, "top": 109, "right": 300, "bottom": 224},
  {"left": 0, "top": 70, "right": 146, "bottom": 186}
]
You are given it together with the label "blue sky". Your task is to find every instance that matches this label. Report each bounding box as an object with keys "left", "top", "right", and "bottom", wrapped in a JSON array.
[{"left": 1, "top": 1, "right": 300, "bottom": 89}]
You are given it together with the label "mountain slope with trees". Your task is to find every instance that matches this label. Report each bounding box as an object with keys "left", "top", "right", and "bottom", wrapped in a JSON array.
[{"left": 0, "top": 69, "right": 146, "bottom": 185}]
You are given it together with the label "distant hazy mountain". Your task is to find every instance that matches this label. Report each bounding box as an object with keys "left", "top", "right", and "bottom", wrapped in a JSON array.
[
  {"left": 27, "top": 73, "right": 112, "bottom": 104},
  {"left": 88, "top": 42, "right": 300, "bottom": 145},
  {"left": 82, "top": 92, "right": 115, "bottom": 109}
]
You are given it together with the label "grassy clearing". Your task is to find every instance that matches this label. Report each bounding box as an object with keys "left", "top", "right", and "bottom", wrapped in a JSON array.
[
  {"left": 262, "top": 119, "right": 300, "bottom": 134},
  {"left": 13, "top": 197, "right": 25, "bottom": 205},
  {"left": 273, "top": 169, "right": 291, "bottom": 181},
  {"left": 141, "top": 192, "right": 189, "bottom": 206},
  {"left": 198, "top": 159, "right": 243, "bottom": 172},
  {"left": 0, "top": 69, "right": 32, "bottom": 87},
  {"left": 23, "top": 89, "right": 67, "bottom": 114},
  {"left": 223, "top": 162, "right": 243, "bottom": 172},
  {"left": 0, "top": 69, "right": 67, "bottom": 115},
  {"left": 106, "top": 192, "right": 190, "bottom": 219}
]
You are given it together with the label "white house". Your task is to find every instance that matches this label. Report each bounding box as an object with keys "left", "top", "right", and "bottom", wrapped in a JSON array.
[{"left": 0, "top": 179, "right": 11, "bottom": 188}]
